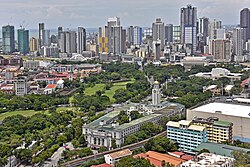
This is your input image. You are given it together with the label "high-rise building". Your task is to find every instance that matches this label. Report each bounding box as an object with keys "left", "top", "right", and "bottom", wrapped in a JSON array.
[
  {"left": 77, "top": 27, "right": 86, "bottom": 54},
  {"left": 98, "top": 26, "right": 108, "bottom": 53},
  {"left": 173, "top": 25, "right": 181, "bottom": 43},
  {"left": 152, "top": 18, "right": 165, "bottom": 49},
  {"left": 180, "top": 5, "right": 197, "bottom": 54},
  {"left": 127, "top": 26, "right": 134, "bottom": 46},
  {"left": 59, "top": 31, "right": 77, "bottom": 54},
  {"left": 233, "top": 27, "right": 246, "bottom": 61},
  {"left": 209, "top": 39, "right": 231, "bottom": 62},
  {"left": 17, "top": 28, "right": 29, "bottom": 54},
  {"left": 44, "top": 30, "right": 50, "bottom": 46},
  {"left": 38, "top": 23, "right": 45, "bottom": 49},
  {"left": 29, "top": 37, "right": 38, "bottom": 52},
  {"left": 2, "top": 25, "right": 15, "bottom": 54},
  {"left": 133, "top": 26, "right": 142, "bottom": 46},
  {"left": 152, "top": 81, "right": 161, "bottom": 105},
  {"left": 165, "top": 24, "right": 173, "bottom": 43},
  {"left": 240, "top": 8, "right": 250, "bottom": 40},
  {"left": 197, "top": 17, "right": 209, "bottom": 52},
  {"left": 209, "top": 19, "right": 222, "bottom": 40}
]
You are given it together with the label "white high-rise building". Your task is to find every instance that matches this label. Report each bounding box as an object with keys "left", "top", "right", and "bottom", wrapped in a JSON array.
[
  {"left": 233, "top": 27, "right": 246, "bottom": 62},
  {"left": 152, "top": 81, "right": 161, "bottom": 105},
  {"left": 152, "top": 18, "right": 165, "bottom": 50},
  {"left": 77, "top": 27, "right": 86, "bottom": 54}
]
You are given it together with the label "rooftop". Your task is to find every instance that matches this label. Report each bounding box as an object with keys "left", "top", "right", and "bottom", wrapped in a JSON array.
[
  {"left": 45, "top": 84, "right": 57, "bottom": 89},
  {"left": 107, "top": 149, "right": 132, "bottom": 159},
  {"left": 213, "top": 120, "right": 232, "bottom": 127},
  {"left": 167, "top": 121, "right": 205, "bottom": 132},
  {"left": 193, "top": 102, "right": 250, "bottom": 118}
]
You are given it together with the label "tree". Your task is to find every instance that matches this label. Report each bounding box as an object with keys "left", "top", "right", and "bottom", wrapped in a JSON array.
[
  {"left": 71, "top": 139, "right": 80, "bottom": 148},
  {"left": 144, "top": 136, "right": 177, "bottom": 153},
  {"left": 198, "top": 148, "right": 210, "bottom": 154},
  {"left": 0, "top": 157, "right": 8, "bottom": 167},
  {"left": 56, "top": 134, "right": 67, "bottom": 146},
  {"left": 115, "top": 156, "right": 155, "bottom": 167},
  {"left": 111, "top": 139, "right": 117, "bottom": 149},
  {"left": 98, "top": 146, "right": 108, "bottom": 153},
  {"left": 232, "top": 150, "right": 250, "bottom": 166},
  {"left": 14, "top": 149, "right": 32, "bottom": 163}
]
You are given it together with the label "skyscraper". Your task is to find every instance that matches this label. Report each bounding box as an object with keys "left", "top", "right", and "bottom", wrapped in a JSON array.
[
  {"left": 180, "top": 5, "right": 197, "bottom": 54},
  {"left": 59, "top": 31, "right": 77, "bottom": 54},
  {"left": 127, "top": 26, "right": 134, "bottom": 46},
  {"left": 152, "top": 18, "right": 165, "bottom": 49},
  {"left": 38, "top": 23, "right": 45, "bottom": 49},
  {"left": 2, "top": 25, "right": 15, "bottom": 54},
  {"left": 44, "top": 30, "right": 50, "bottom": 46},
  {"left": 197, "top": 17, "right": 209, "bottom": 53},
  {"left": 209, "top": 19, "right": 222, "bottom": 40},
  {"left": 209, "top": 39, "right": 231, "bottom": 62},
  {"left": 240, "top": 8, "right": 250, "bottom": 40},
  {"left": 165, "top": 24, "right": 173, "bottom": 43},
  {"left": 233, "top": 27, "right": 246, "bottom": 62},
  {"left": 29, "top": 37, "right": 38, "bottom": 52},
  {"left": 98, "top": 26, "right": 108, "bottom": 53},
  {"left": 133, "top": 26, "right": 142, "bottom": 46},
  {"left": 77, "top": 27, "right": 86, "bottom": 54},
  {"left": 18, "top": 28, "right": 29, "bottom": 54}
]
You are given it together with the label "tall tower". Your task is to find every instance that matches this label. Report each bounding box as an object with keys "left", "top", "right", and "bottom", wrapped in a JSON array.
[
  {"left": 165, "top": 24, "right": 173, "bottom": 43},
  {"left": 152, "top": 18, "right": 165, "bottom": 49},
  {"left": 107, "top": 17, "right": 122, "bottom": 54},
  {"left": 77, "top": 27, "right": 86, "bottom": 54},
  {"left": 2, "top": 25, "right": 15, "bottom": 54},
  {"left": 180, "top": 5, "right": 197, "bottom": 54},
  {"left": 197, "top": 17, "right": 209, "bottom": 53},
  {"left": 233, "top": 27, "right": 246, "bottom": 62},
  {"left": 240, "top": 8, "right": 250, "bottom": 40},
  {"left": 59, "top": 31, "right": 77, "bottom": 54},
  {"left": 38, "top": 23, "right": 45, "bottom": 49},
  {"left": 152, "top": 81, "right": 161, "bottom": 105},
  {"left": 133, "top": 26, "right": 142, "bottom": 46},
  {"left": 17, "top": 28, "right": 29, "bottom": 54}
]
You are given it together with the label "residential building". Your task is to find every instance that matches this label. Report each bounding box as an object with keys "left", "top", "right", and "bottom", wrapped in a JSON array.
[
  {"left": 152, "top": 40, "right": 161, "bottom": 60},
  {"left": 104, "top": 149, "right": 132, "bottom": 165},
  {"left": 133, "top": 26, "right": 142, "bottom": 46},
  {"left": 38, "top": 23, "right": 45, "bottom": 49},
  {"left": 152, "top": 81, "right": 161, "bottom": 105},
  {"left": 173, "top": 25, "right": 181, "bottom": 44},
  {"left": 181, "top": 153, "right": 234, "bottom": 167},
  {"left": 192, "top": 117, "right": 233, "bottom": 143},
  {"left": 14, "top": 77, "right": 29, "bottom": 96},
  {"left": 187, "top": 101, "right": 250, "bottom": 142},
  {"left": 233, "top": 27, "right": 246, "bottom": 62},
  {"left": 2, "top": 25, "right": 15, "bottom": 54},
  {"left": 23, "top": 60, "right": 39, "bottom": 70},
  {"left": 41, "top": 44, "right": 59, "bottom": 57},
  {"left": 165, "top": 24, "right": 173, "bottom": 43},
  {"left": 77, "top": 27, "right": 86, "bottom": 54},
  {"left": 59, "top": 31, "right": 77, "bottom": 54},
  {"left": 98, "top": 26, "right": 109, "bottom": 53},
  {"left": 197, "top": 17, "right": 209, "bottom": 53},
  {"left": 44, "top": 84, "right": 57, "bottom": 94},
  {"left": 127, "top": 26, "right": 133, "bottom": 46},
  {"left": 180, "top": 5, "right": 197, "bottom": 54},
  {"left": 209, "top": 39, "right": 231, "bottom": 62},
  {"left": 29, "top": 37, "right": 38, "bottom": 52},
  {"left": 166, "top": 120, "right": 208, "bottom": 152},
  {"left": 240, "top": 8, "right": 250, "bottom": 40},
  {"left": 209, "top": 19, "right": 222, "bottom": 40},
  {"left": 152, "top": 18, "right": 165, "bottom": 49},
  {"left": 17, "top": 28, "right": 29, "bottom": 54}
]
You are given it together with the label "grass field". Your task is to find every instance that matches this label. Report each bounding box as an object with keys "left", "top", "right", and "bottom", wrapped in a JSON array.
[
  {"left": 0, "top": 110, "right": 40, "bottom": 121},
  {"left": 84, "top": 84, "right": 105, "bottom": 96}
]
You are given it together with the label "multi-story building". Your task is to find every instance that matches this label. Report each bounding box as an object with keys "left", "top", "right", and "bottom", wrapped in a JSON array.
[
  {"left": 187, "top": 101, "right": 250, "bottom": 142},
  {"left": 192, "top": 117, "right": 233, "bottom": 143},
  {"left": 98, "top": 26, "right": 109, "bottom": 53},
  {"left": 181, "top": 153, "right": 234, "bottom": 167},
  {"left": 152, "top": 18, "right": 165, "bottom": 50},
  {"left": 59, "top": 31, "right": 77, "bottom": 54},
  {"left": 209, "top": 39, "right": 231, "bottom": 62},
  {"left": 165, "top": 24, "right": 173, "bottom": 43},
  {"left": 14, "top": 77, "right": 29, "bottom": 96},
  {"left": 38, "top": 23, "right": 45, "bottom": 49},
  {"left": 23, "top": 60, "right": 40, "bottom": 70},
  {"left": 180, "top": 5, "right": 197, "bottom": 54},
  {"left": 133, "top": 26, "right": 142, "bottom": 46},
  {"left": 29, "top": 37, "right": 38, "bottom": 52},
  {"left": 233, "top": 27, "right": 246, "bottom": 62},
  {"left": 2, "top": 25, "right": 15, "bottom": 54},
  {"left": 152, "top": 81, "right": 161, "bottom": 105},
  {"left": 166, "top": 120, "right": 208, "bottom": 152},
  {"left": 209, "top": 19, "right": 222, "bottom": 40},
  {"left": 43, "top": 30, "right": 51, "bottom": 46},
  {"left": 173, "top": 25, "right": 181, "bottom": 43},
  {"left": 240, "top": 8, "right": 250, "bottom": 40},
  {"left": 77, "top": 27, "right": 86, "bottom": 54},
  {"left": 41, "top": 44, "right": 59, "bottom": 57},
  {"left": 83, "top": 110, "right": 162, "bottom": 149},
  {"left": 17, "top": 28, "right": 29, "bottom": 54},
  {"left": 197, "top": 17, "right": 209, "bottom": 53}
]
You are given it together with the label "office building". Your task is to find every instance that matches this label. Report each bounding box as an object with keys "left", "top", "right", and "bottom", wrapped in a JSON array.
[
  {"left": 14, "top": 77, "right": 29, "bottom": 96},
  {"left": 181, "top": 153, "right": 234, "bottom": 167},
  {"left": 187, "top": 101, "right": 250, "bottom": 142},
  {"left": 17, "top": 28, "right": 29, "bottom": 54},
  {"left": 197, "top": 17, "right": 209, "bottom": 52},
  {"left": 192, "top": 117, "right": 233, "bottom": 143},
  {"left": 98, "top": 26, "right": 108, "bottom": 53},
  {"left": 59, "top": 31, "right": 77, "bottom": 54},
  {"left": 173, "top": 25, "right": 181, "bottom": 43},
  {"left": 152, "top": 81, "right": 161, "bottom": 105},
  {"left": 209, "top": 39, "right": 231, "bottom": 61},
  {"left": 209, "top": 19, "right": 222, "bottom": 40},
  {"left": 29, "top": 37, "right": 38, "bottom": 52},
  {"left": 127, "top": 26, "right": 133, "bottom": 46},
  {"left": 152, "top": 18, "right": 165, "bottom": 49},
  {"left": 240, "top": 8, "right": 250, "bottom": 40},
  {"left": 180, "top": 5, "right": 197, "bottom": 54},
  {"left": 2, "top": 25, "right": 15, "bottom": 53},
  {"left": 38, "top": 23, "right": 45, "bottom": 49},
  {"left": 133, "top": 26, "right": 142, "bottom": 46},
  {"left": 43, "top": 30, "right": 50, "bottom": 46},
  {"left": 77, "top": 27, "right": 86, "bottom": 54},
  {"left": 233, "top": 27, "right": 246, "bottom": 62},
  {"left": 144, "top": 28, "right": 153, "bottom": 37},
  {"left": 166, "top": 120, "right": 208, "bottom": 152},
  {"left": 165, "top": 24, "right": 173, "bottom": 43},
  {"left": 152, "top": 40, "right": 161, "bottom": 60}
]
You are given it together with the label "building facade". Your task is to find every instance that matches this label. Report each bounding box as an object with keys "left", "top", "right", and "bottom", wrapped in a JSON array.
[
  {"left": 165, "top": 24, "right": 173, "bottom": 43},
  {"left": 233, "top": 27, "right": 246, "bottom": 62},
  {"left": 29, "top": 37, "right": 38, "bottom": 52},
  {"left": 2, "top": 25, "right": 15, "bottom": 54},
  {"left": 240, "top": 8, "right": 250, "bottom": 40},
  {"left": 18, "top": 28, "right": 29, "bottom": 54},
  {"left": 14, "top": 77, "right": 29, "bottom": 96},
  {"left": 152, "top": 81, "right": 161, "bottom": 105},
  {"left": 77, "top": 27, "right": 86, "bottom": 54},
  {"left": 38, "top": 23, "right": 45, "bottom": 50},
  {"left": 152, "top": 18, "right": 165, "bottom": 50},
  {"left": 59, "top": 31, "right": 77, "bottom": 54},
  {"left": 166, "top": 120, "right": 208, "bottom": 152},
  {"left": 209, "top": 39, "right": 231, "bottom": 62}
]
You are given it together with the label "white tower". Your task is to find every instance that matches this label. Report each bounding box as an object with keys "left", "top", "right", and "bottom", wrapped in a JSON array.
[{"left": 152, "top": 81, "right": 161, "bottom": 105}]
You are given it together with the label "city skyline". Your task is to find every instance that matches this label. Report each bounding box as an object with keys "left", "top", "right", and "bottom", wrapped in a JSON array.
[{"left": 0, "top": 0, "right": 249, "bottom": 29}]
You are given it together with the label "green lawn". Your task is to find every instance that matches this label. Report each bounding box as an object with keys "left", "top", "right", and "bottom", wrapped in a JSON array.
[
  {"left": 56, "top": 106, "right": 77, "bottom": 112},
  {"left": 0, "top": 110, "right": 40, "bottom": 121},
  {"left": 84, "top": 84, "right": 105, "bottom": 96}
]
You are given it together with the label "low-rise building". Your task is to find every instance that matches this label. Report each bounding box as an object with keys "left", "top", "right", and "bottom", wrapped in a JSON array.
[
  {"left": 181, "top": 153, "right": 234, "bottom": 167},
  {"left": 14, "top": 77, "right": 30, "bottom": 96},
  {"left": 44, "top": 84, "right": 57, "bottom": 94},
  {"left": 104, "top": 149, "right": 132, "bottom": 165},
  {"left": 166, "top": 120, "right": 208, "bottom": 152}
]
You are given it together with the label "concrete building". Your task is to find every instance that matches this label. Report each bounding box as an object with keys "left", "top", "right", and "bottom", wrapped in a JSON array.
[
  {"left": 133, "top": 26, "right": 142, "bottom": 46},
  {"left": 165, "top": 24, "right": 173, "bottom": 43},
  {"left": 187, "top": 102, "right": 250, "bottom": 142},
  {"left": 180, "top": 5, "right": 197, "bottom": 54},
  {"left": 83, "top": 110, "right": 162, "bottom": 149},
  {"left": 14, "top": 77, "right": 29, "bottom": 96},
  {"left": 209, "top": 19, "right": 222, "bottom": 40},
  {"left": 2, "top": 25, "right": 15, "bottom": 54},
  {"left": 173, "top": 25, "right": 181, "bottom": 44},
  {"left": 166, "top": 120, "right": 208, "bottom": 152},
  {"left": 240, "top": 8, "right": 250, "bottom": 40},
  {"left": 233, "top": 27, "right": 246, "bottom": 62},
  {"left": 152, "top": 18, "right": 165, "bottom": 49},
  {"left": 17, "top": 28, "right": 29, "bottom": 54},
  {"left": 98, "top": 26, "right": 109, "bottom": 53},
  {"left": 29, "top": 37, "right": 38, "bottom": 52},
  {"left": 23, "top": 60, "right": 39, "bottom": 70},
  {"left": 38, "top": 23, "right": 45, "bottom": 49},
  {"left": 152, "top": 81, "right": 161, "bottom": 105},
  {"left": 197, "top": 17, "right": 209, "bottom": 53},
  {"left": 43, "top": 30, "right": 50, "bottom": 46},
  {"left": 181, "top": 153, "right": 234, "bottom": 167},
  {"left": 192, "top": 117, "right": 233, "bottom": 143},
  {"left": 209, "top": 39, "right": 231, "bottom": 62},
  {"left": 77, "top": 27, "right": 86, "bottom": 54},
  {"left": 59, "top": 31, "right": 77, "bottom": 54},
  {"left": 152, "top": 40, "right": 161, "bottom": 60},
  {"left": 41, "top": 44, "right": 59, "bottom": 57},
  {"left": 104, "top": 149, "right": 132, "bottom": 165}
]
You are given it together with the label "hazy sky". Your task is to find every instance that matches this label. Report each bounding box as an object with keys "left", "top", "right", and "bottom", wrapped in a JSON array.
[{"left": 0, "top": 0, "right": 249, "bottom": 29}]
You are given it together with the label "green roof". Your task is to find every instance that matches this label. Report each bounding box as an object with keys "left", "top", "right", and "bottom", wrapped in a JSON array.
[
  {"left": 194, "top": 142, "right": 250, "bottom": 157},
  {"left": 214, "top": 120, "right": 232, "bottom": 127}
]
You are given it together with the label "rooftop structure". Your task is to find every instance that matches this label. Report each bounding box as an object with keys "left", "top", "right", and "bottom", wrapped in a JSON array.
[
  {"left": 181, "top": 153, "right": 234, "bottom": 167},
  {"left": 104, "top": 149, "right": 132, "bottom": 165}
]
